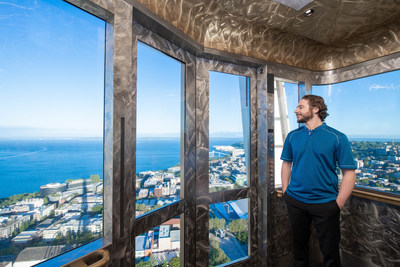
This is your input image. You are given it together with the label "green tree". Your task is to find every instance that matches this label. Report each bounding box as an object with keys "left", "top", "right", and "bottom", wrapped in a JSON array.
[
  {"left": 91, "top": 204, "right": 102, "bottom": 214},
  {"left": 149, "top": 255, "right": 158, "bottom": 266},
  {"left": 229, "top": 219, "right": 249, "bottom": 245},
  {"left": 136, "top": 261, "right": 152, "bottom": 267},
  {"left": 228, "top": 219, "right": 248, "bottom": 233},
  {"left": 209, "top": 241, "right": 230, "bottom": 266},
  {"left": 169, "top": 257, "right": 180, "bottom": 267},
  {"left": 209, "top": 218, "right": 226, "bottom": 231},
  {"left": 236, "top": 231, "right": 248, "bottom": 244},
  {"left": 0, "top": 245, "right": 20, "bottom": 256},
  {"left": 90, "top": 174, "right": 101, "bottom": 182}
]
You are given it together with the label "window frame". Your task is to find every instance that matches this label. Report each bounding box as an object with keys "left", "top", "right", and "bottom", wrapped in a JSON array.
[{"left": 195, "top": 58, "right": 259, "bottom": 266}]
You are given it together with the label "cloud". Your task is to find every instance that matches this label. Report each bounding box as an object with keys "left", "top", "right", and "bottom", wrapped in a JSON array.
[
  {"left": 0, "top": 2, "right": 30, "bottom": 9},
  {"left": 369, "top": 83, "right": 400, "bottom": 91},
  {"left": 327, "top": 84, "right": 332, "bottom": 97}
]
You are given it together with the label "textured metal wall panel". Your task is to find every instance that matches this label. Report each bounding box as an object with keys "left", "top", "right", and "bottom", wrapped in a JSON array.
[
  {"left": 256, "top": 67, "right": 269, "bottom": 266},
  {"left": 103, "top": 20, "right": 114, "bottom": 244},
  {"left": 341, "top": 196, "right": 400, "bottom": 267}
]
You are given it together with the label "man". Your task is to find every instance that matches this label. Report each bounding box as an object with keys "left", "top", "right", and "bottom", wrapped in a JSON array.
[{"left": 281, "top": 95, "right": 356, "bottom": 267}]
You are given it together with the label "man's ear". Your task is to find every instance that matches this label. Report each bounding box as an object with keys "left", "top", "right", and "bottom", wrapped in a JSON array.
[{"left": 312, "top": 106, "right": 319, "bottom": 115}]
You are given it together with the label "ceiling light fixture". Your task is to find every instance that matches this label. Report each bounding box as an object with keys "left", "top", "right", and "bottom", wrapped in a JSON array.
[
  {"left": 273, "top": 0, "right": 314, "bottom": 11},
  {"left": 304, "top": 8, "right": 315, "bottom": 17}
]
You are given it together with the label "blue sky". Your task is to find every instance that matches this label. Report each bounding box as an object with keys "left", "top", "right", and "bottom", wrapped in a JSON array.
[
  {"left": 136, "top": 42, "right": 182, "bottom": 137},
  {"left": 137, "top": 42, "right": 247, "bottom": 138},
  {"left": 313, "top": 71, "right": 400, "bottom": 138},
  {"left": 209, "top": 71, "right": 246, "bottom": 138},
  {"left": 2, "top": 1, "right": 399, "bottom": 139},
  {"left": 283, "top": 71, "right": 400, "bottom": 138},
  {"left": 0, "top": 0, "right": 105, "bottom": 138}
]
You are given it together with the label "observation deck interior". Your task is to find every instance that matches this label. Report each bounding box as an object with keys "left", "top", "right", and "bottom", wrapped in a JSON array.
[{"left": 31, "top": 0, "right": 400, "bottom": 266}]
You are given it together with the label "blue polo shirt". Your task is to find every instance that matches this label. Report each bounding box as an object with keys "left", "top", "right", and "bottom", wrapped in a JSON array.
[{"left": 281, "top": 123, "right": 357, "bottom": 204}]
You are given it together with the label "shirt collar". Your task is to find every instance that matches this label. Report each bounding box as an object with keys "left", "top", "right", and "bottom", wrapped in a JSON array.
[{"left": 304, "top": 122, "right": 326, "bottom": 133}]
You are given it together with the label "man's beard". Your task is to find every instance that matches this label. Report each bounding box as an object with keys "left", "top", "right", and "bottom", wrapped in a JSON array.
[{"left": 297, "top": 110, "right": 313, "bottom": 123}]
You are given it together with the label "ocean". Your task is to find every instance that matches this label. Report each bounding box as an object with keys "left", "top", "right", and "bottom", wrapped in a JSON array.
[
  {"left": 0, "top": 139, "right": 103, "bottom": 198},
  {"left": 0, "top": 138, "right": 241, "bottom": 198}
]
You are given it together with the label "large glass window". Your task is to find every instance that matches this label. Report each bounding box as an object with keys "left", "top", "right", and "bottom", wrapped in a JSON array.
[
  {"left": 313, "top": 70, "right": 400, "bottom": 195},
  {"left": 209, "top": 198, "right": 249, "bottom": 266},
  {"left": 0, "top": 0, "right": 105, "bottom": 265},
  {"left": 209, "top": 72, "right": 250, "bottom": 192},
  {"left": 274, "top": 81, "right": 299, "bottom": 186},
  {"left": 136, "top": 42, "right": 183, "bottom": 216}
]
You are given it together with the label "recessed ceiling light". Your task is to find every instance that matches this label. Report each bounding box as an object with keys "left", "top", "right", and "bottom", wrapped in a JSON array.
[
  {"left": 273, "top": 0, "right": 314, "bottom": 11},
  {"left": 304, "top": 8, "right": 315, "bottom": 17}
]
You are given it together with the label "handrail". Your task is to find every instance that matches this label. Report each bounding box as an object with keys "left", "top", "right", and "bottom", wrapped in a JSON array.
[
  {"left": 275, "top": 188, "right": 400, "bottom": 207},
  {"left": 62, "top": 249, "right": 110, "bottom": 267}
]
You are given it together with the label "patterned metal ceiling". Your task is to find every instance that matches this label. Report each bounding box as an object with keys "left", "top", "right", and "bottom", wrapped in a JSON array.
[{"left": 136, "top": 0, "right": 400, "bottom": 71}]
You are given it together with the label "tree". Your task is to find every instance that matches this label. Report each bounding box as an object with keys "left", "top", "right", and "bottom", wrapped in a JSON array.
[
  {"left": 169, "top": 257, "right": 180, "bottom": 267},
  {"left": 209, "top": 242, "right": 230, "bottom": 266},
  {"left": 236, "top": 231, "right": 248, "bottom": 244},
  {"left": 229, "top": 219, "right": 249, "bottom": 244},
  {"left": 90, "top": 174, "right": 101, "bottom": 182},
  {"left": 0, "top": 245, "right": 20, "bottom": 256},
  {"left": 149, "top": 255, "right": 158, "bottom": 266},
  {"left": 209, "top": 218, "right": 226, "bottom": 231},
  {"left": 91, "top": 204, "right": 102, "bottom": 214},
  {"left": 228, "top": 219, "right": 248, "bottom": 233},
  {"left": 136, "top": 261, "right": 152, "bottom": 267}
]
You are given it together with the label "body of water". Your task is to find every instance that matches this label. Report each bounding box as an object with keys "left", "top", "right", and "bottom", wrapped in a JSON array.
[
  {"left": 0, "top": 138, "right": 241, "bottom": 198},
  {"left": 0, "top": 139, "right": 103, "bottom": 198}
]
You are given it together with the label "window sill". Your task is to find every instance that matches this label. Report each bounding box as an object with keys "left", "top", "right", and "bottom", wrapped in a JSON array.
[
  {"left": 35, "top": 238, "right": 111, "bottom": 267},
  {"left": 275, "top": 188, "right": 400, "bottom": 207}
]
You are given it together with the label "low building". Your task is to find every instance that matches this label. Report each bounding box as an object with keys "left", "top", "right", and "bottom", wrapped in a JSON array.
[
  {"left": 13, "top": 205, "right": 30, "bottom": 213},
  {"left": 12, "top": 230, "right": 40, "bottom": 246},
  {"left": 13, "top": 245, "right": 73, "bottom": 267},
  {"left": 40, "top": 183, "right": 67, "bottom": 197},
  {"left": 42, "top": 226, "right": 61, "bottom": 242}
]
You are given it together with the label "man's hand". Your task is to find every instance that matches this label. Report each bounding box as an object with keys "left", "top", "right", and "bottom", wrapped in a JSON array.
[{"left": 336, "top": 169, "right": 356, "bottom": 210}]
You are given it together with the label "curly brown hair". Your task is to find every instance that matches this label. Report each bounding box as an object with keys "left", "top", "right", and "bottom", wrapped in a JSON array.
[{"left": 301, "top": 95, "right": 329, "bottom": 121}]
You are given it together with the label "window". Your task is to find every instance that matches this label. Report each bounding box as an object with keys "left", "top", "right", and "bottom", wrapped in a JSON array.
[
  {"left": 313, "top": 70, "right": 400, "bottom": 195},
  {"left": 209, "top": 72, "right": 250, "bottom": 192},
  {"left": 274, "top": 81, "right": 299, "bottom": 186},
  {"left": 0, "top": 0, "right": 105, "bottom": 265},
  {"left": 209, "top": 198, "right": 249, "bottom": 266},
  {"left": 136, "top": 42, "right": 184, "bottom": 216}
]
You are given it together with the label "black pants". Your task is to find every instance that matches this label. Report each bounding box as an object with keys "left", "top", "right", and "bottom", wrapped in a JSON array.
[{"left": 284, "top": 193, "right": 341, "bottom": 267}]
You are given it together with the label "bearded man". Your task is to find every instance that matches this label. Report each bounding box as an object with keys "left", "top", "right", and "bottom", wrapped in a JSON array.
[{"left": 281, "top": 95, "right": 356, "bottom": 267}]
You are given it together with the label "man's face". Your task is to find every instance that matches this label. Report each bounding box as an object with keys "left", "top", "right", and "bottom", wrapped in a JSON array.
[{"left": 294, "top": 99, "right": 314, "bottom": 123}]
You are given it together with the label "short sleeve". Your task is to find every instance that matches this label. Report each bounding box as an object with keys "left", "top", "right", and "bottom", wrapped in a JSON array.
[
  {"left": 336, "top": 134, "right": 357, "bottom": 169},
  {"left": 280, "top": 133, "right": 293, "bottom": 162}
]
